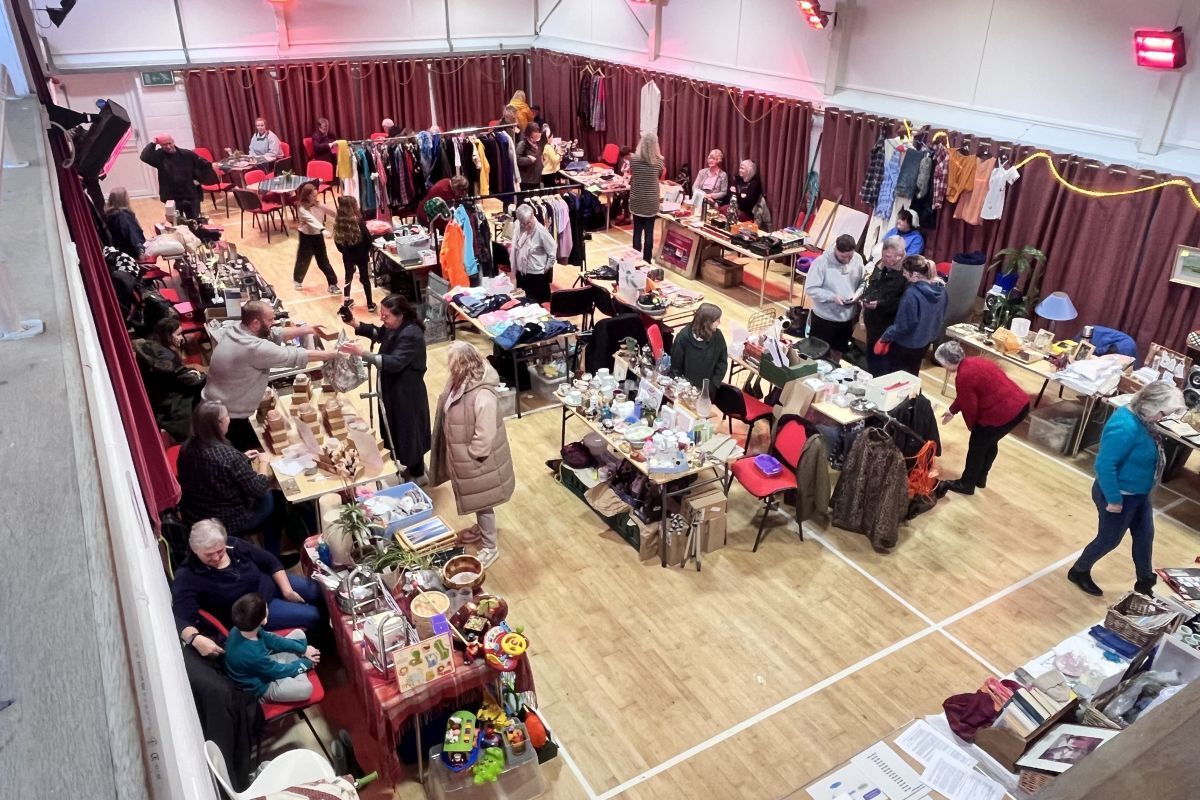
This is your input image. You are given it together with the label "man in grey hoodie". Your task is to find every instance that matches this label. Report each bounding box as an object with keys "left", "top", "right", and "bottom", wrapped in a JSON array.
[
  {"left": 203, "top": 301, "right": 337, "bottom": 451},
  {"left": 805, "top": 234, "right": 865, "bottom": 361}
]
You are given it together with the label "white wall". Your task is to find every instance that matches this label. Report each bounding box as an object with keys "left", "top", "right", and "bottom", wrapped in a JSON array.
[
  {"left": 34, "top": 0, "right": 536, "bottom": 67},
  {"left": 535, "top": 0, "right": 1200, "bottom": 177}
]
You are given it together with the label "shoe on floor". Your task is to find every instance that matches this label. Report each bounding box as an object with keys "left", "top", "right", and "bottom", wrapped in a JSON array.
[
  {"left": 1068, "top": 568, "right": 1104, "bottom": 596},
  {"left": 456, "top": 525, "right": 482, "bottom": 546},
  {"left": 293, "top": 281, "right": 304, "bottom": 290},
  {"left": 366, "top": 303, "right": 378, "bottom": 312},
  {"left": 327, "top": 284, "right": 340, "bottom": 294},
  {"left": 1134, "top": 576, "right": 1157, "bottom": 596},
  {"left": 942, "top": 479, "right": 975, "bottom": 496},
  {"left": 976, "top": 477, "right": 987, "bottom": 489},
  {"left": 343, "top": 296, "right": 355, "bottom": 307},
  {"left": 336, "top": 729, "right": 365, "bottom": 778},
  {"left": 477, "top": 547, "right": 500, "bottom": 568}
]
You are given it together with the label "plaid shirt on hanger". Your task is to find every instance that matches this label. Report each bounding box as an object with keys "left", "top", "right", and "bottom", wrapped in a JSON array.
[
  {"left": 860, "top": 134, "right": 887, "bottom": 207},
  {"left": 932, "top": 144, "right": 950, "bottom": 210}
]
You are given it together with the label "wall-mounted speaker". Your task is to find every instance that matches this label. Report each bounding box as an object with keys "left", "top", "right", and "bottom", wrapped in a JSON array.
[
  {"left": 74, "top": 100, "right": 131, "bottom": 181},
  {"left": 1184, "top": 366, "right": 1200, "bottom": 408}
]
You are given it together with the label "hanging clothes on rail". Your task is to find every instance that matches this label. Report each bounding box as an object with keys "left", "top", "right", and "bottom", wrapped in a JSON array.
[{"left": 830, "top": 429, "right": 909, "bottom": 553}]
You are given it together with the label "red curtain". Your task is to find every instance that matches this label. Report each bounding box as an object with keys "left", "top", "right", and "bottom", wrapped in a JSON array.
[
  {"left": 183, "top": 67, "right": 282, "bottom": 159},
  {"left": 430, "top": 54, "right": 524, "bottom": 130},
  {"left": 531, "top": 49, "right": 812, "bottom": 226},
  {"left": 275, "top": 62, "right": 359, "bottom": 173},
  {"left": 818, "top": 108, "right": 1200, "bottom": 354},
  {"left": 12, "top": 6, "right": 180, "bottom": 524},
  {"left": 358, "top": 59, "right": 433, "bottom": 135}
]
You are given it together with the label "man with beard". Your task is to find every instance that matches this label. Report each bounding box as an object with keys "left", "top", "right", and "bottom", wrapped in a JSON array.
[{"left": 203, "top": 301, "right": 337, "bottom": 450}]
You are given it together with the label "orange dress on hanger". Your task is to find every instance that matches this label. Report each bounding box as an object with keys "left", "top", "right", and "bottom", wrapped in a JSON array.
[{"left": 954, "top": 157, "right": 996, "bottom": 225}]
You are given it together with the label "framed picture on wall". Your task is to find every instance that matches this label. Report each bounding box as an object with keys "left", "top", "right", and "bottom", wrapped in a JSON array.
[{"left": 1169, "top": 244, "right": 1200, "bottom": 288}]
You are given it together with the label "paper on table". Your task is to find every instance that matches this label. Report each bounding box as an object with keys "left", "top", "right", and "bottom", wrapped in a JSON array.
[
  {"left": 895, "top": 720, "right": 977, "bottom": 771},
  {"left": 850, "top": 742, "right": 929, "bottom": 800},
  {"left": 805, "top": 762, "right": 891, "bottom": 800},
  {"left": 274, "top": 458, "right": 308, "bottom": 476},
  {"left": 920, "top": 755, "right": 1004, "bottom": 800}
]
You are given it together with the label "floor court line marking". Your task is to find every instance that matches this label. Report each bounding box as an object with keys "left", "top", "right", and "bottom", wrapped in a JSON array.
[
  {"left": 593, "top": 626, "right": 939, "bottom": 800},
  {"left": 529, "top": 707, "right": 600, "bottom": 799}
]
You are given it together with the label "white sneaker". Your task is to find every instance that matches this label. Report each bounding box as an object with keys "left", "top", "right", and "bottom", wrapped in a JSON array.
[
  {"left": 327, "top": 284, "right": 340, "bottom": 294},
  {"left": 293, "top": 281, "right": 304, "bottom": 290},
  {"left": 477, "top": 547, "right": 500, "bottom": 568}
]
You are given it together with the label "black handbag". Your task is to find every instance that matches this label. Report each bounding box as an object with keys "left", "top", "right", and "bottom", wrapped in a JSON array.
[{"left": 748, "top": 235, "right": 783, "bottom": 256}]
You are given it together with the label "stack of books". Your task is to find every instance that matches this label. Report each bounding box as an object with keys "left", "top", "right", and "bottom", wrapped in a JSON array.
[{"left": 993, "top": 668, "right": 1076, "bottom": 738}]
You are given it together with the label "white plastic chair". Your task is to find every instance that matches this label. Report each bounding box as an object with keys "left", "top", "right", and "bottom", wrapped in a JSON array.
[{"left": 205, "top": 740, "right": 336, "bottom": 800}]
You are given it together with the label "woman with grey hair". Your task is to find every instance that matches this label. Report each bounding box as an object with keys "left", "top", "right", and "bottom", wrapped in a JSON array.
[
  {"left": 512, "top": 203, "right": 557, "bottom": 304},
  {"left": 171, "top": 519, "right": 324, "bottom": 657},
  {"left": 933, "top": 340, "right": 1030, "bottom": 496},
  {"left": 728, "top": 159, "right": 763, "bottom": 221},
  {"left": 861, "top": 236, "right": 910, "bottom": 375},
  {"left": 1068, "top": 381, "right": 1186, "bottom": 596},
  {"left": 629, "top": 132, "right": 664, "bottom": 263}
]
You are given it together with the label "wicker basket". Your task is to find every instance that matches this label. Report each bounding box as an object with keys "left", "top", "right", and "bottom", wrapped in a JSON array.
[
  {"left": 1018, "top": 769, "right": 1056, "bottom": 795},
  {"left": 1076, "top": 699, "right": 1124, "bottom": 730},
  {"left": 1103, "top": 591, "right": 1182, "bottom": 647}
]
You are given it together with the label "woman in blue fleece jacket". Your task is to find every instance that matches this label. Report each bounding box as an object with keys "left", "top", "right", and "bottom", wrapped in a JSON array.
[
  {"left": 874, "top": 256, "right": 946, "bottom": 376},
  {"left": 1068, "top": 382, "right": 1184, "bottom": 597}
]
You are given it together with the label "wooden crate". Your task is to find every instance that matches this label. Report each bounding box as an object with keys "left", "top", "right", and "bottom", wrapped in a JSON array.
[{"left": 700, "top": 258, "right": 744, "bottom": 288}]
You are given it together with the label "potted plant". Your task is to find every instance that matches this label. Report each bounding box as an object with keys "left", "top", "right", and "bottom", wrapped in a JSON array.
[
  {"left": 325, "top": 501, "right": 373, "bottom": 566},
  {"left": 986, "top": 246, "right": 1046, "bottom": 295},
  {"left": 365, "top": 544, "right": 433, "bottom": 591}
]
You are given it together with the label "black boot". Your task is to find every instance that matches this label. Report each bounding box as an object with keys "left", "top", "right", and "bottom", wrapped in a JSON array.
[
  {"left": 1134, "top": 575, "right": 1157, "bottom": 596},
  {"left": 942, "top": 479, "right": 975, "bottom": 496},
  {"left": 1068, "top": 568, "right": 1104, "bottom": 596}
]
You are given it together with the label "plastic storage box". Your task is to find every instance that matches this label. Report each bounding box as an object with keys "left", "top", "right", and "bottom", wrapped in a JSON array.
[
  {"left": 369, "top": 482, "right": 435, "bottom": 535},
  {"left": 1027, "top": 400, "right": 1083, "bottom": 454},
  {"left": 527, "top": 364, "right": 568, "bottom": 401},
  {"left": 424, "top": 737, "right": 545, "bottom": 800}
]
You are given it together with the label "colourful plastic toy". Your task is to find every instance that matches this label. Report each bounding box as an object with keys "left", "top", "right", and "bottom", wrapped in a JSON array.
[
  {"left": 472, "top": 747, "right": 505, "bottom": 784},
  {"left": 441, "top": 711, "right": 480, "bottom": 772}
]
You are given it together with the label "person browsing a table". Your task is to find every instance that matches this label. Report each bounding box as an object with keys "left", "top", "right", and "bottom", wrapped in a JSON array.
[
  {"left": 804, "top": 234, "right": 865, "bottom": 362},
  {"left": 416, "top": 175, "right": 469, "bottom": 233},
  {"left": 629, "top": 133, "right": 664, "bottom": 263},
  {"left": 882, "top": 209, "right": 925, "bottom": 256},
  {"left": 248, "top": 117, "right": 283, "bottom": 162},
  {"left": 293, "top": 184, "right": 340, "bottom": 293},
  {"left": 1068, "top": 382, "right": 1186, "bottom": 598},
  {"left": 516, "top": 124, "right": 546, "bottom": 191},
  {"left": 431, "top": 342, "right": 516, "bottom": 568},
  {"left": 671, "top": 303, "right": 727, "bottom": 396},
  {"left": 874, "top": 256, "right": 947, "bottom": 376},
  {"left": 173, "top": 519, "right": 325, "bottom": 658},
  {"left": 341, "top": 294, "right": 432, "bottom": 485},
  {"left": 861, "top": 236, "right": 909, "bottom": 376},
  {"left": 692, "top": 149, "right": 729, "bottom": 204},
  {"left": 310, "top": 117, "right": 336, "bottom": 165},
  {"left": 728, "top": 159, "right": 763, "bottom": 221},
  {"left": 139, "top": 134, "right": 215, "bottom": 220},
  {"left": 177, "top": 400, "right": 281, "bottom": 551},
  {"left": 934, "top": 341, "right": 1030, "bottom": 496},
  {"left": 512, "top": 203, "right": 557, "bottom": 304},
  {"left": 202, "top": 300, "right": 336, "bottom": 451}
]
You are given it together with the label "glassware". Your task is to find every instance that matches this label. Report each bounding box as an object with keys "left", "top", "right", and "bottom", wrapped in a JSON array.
[{"left": 695, "top": 379, "right": 712, "bottom": 418}]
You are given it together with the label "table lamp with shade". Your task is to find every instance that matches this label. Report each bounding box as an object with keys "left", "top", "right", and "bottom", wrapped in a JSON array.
[{"left": 1035, "top": 291, "right": 1077, "bottom": 335}]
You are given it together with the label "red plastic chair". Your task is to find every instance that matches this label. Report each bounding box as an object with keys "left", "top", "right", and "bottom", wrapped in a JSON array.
[
  {"left": 274, "top": 141, "right": 293, "bottom": 173},
  {"left": 727, "top": 420, "right": 807, "bottom": 551},
  {"left": 306, "top": 160, "right": 336, "bottom": 203},
  {"left": 369, "top": 132, "right": 389, "bottom": 141},
  {"left": 599, "top": 143, "right": 620, "bottom": 167},
  {"left": 244, "top": 169, "right": 268, "bottom": 188},
  {"left": 302, "top": 137, "right": 314, "bottom": 159},
  {"left": 232, "top": 188, "right": 288, "bottom": 242},
  {"left": 196, "top": 610, "right": 332, "bottom": 763},
  {"left": 201, "top": 165, "right": 234, "bottom": 216},
  {"left": 193, "top": 146, "right": 215, "bottom": 162},
  {"left": 713, "top": 382, "right": 775, "bottom": 453}
]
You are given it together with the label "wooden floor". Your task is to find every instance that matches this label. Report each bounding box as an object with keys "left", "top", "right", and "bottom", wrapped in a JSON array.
[{"left": 134, "top": 196, "right": 1200, "bottom": 799}]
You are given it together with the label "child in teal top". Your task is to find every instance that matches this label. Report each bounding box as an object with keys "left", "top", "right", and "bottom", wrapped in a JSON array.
[{"left": 223, "top": 592, "right": 320, "bottom": 702}]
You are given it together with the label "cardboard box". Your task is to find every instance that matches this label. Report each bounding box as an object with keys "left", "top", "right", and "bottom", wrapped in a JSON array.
[
  {"left": 778, "top": 376, "right": 824, "bottom": 418},
  {"left": 701, "top": 515, "right": 727, "bottom": 554},
  {"left": 700, "top": 258, "right": 744, "bottom": 288},
  {"left": 684, "top": 486, "right": 727, "bottom": 519}
]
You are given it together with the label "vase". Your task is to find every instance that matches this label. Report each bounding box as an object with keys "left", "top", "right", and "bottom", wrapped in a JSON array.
[
  {"left": 695, "top": 379, "right": 712, "bottom": 418},
  {"left": 323, "top": 509, "right": 355, "bottom": 566}
]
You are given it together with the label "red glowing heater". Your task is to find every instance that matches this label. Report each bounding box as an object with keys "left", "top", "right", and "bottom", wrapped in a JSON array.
[
  {"left": 1134, "top": 27, "right": 1186, "bottom": 69},
  {"left": 797, "top": 0, "right": 831, "bottom": 30}
]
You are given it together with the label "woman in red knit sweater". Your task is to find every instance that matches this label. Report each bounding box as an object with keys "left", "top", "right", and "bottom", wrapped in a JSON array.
[{"left": 934, "top": 341, "right": 1030, "bottom": 495}]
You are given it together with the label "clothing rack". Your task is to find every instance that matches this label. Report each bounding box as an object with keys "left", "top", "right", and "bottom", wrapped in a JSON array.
[
  {"left": 867, "top": 407, "right": 924, "bottom": 445},
  {"left": 345, "top": 123, "right": 516, "bottom": 148},
  {"left": 453, "top": 182, "right": 586, "bottom": 207}
]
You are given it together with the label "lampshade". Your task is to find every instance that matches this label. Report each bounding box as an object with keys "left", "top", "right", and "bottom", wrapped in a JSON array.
[{"left": 1036, "top": 291, "right": 1078, "bottom": 322}]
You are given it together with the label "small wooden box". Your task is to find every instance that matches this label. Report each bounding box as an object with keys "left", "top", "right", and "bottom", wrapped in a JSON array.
[{"left": 700, "top": 258, "right": 744, "bottom": 288}]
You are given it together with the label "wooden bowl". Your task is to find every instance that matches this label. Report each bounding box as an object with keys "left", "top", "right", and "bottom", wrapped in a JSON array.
[{"left": 442, "top": 554, "right": 486, "bottom": 590}]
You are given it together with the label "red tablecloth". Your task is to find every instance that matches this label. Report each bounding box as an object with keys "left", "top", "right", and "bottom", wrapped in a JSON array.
[{"left": 305, "top": 538, "right": 536, "bottom": 784}]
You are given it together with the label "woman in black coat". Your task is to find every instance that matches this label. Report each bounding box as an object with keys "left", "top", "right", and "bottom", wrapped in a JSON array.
[
  {"left": 135, "top": 317, "right": 206, "bottom": 441},
  {"left": 341, "top": 294, "right": 432, "bottom": 482}
]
